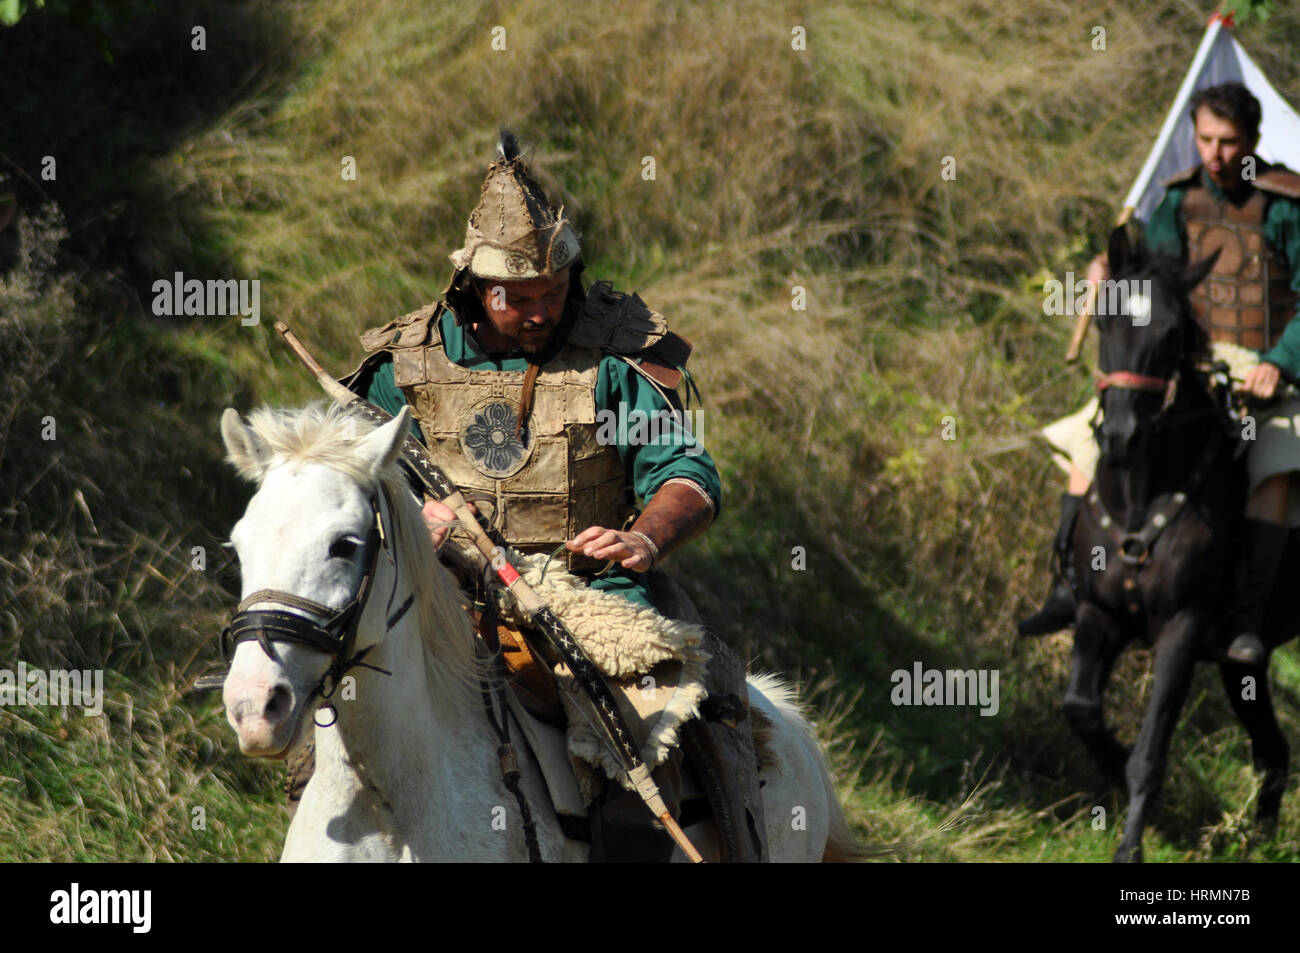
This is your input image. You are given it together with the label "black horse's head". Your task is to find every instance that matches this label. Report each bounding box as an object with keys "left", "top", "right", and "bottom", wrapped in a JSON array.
[{"left": 1093, "top": 224, "right": 1218, "bottom": 466}]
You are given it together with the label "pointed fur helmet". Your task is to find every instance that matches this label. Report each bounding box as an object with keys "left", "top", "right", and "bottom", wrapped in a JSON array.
[{"left": 449, "top": 130, "right": 581, "bottom": 281}]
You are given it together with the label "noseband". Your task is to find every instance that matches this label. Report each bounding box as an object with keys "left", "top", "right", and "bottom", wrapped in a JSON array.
[
  {"left": 221, "top": 488, "right": 410, "bottom": 726},
  {"left": 1094, "top": 368, "right": 1180, "bottom": 415}
]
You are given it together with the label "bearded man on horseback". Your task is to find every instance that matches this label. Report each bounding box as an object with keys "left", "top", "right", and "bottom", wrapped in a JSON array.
[
  {"left": 333, "top": 131, "right": 766, "bottom": 861},
  {"left": 1021, "top": 81, "right": 1300, "bottom": 665}
]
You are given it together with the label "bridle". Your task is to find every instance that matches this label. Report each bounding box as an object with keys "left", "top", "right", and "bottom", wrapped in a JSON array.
[
  {"left": 218, "top": 477, "right": 551, "bottom": 860},
  {"left": 220, "top": 487, "right": 409, "bottom": 726},
  {"left": 1093, "top": 367, "right": 1180, "bottom": 417},
  {"left": 217, "top": 472, "right": 551, "bottom": 861},
  {"left": 1087, "top": 301, "right": 1226, "bottom": 615},
  {"left": 1091, "top": 287, "right": 1208, "bottom": 422}
]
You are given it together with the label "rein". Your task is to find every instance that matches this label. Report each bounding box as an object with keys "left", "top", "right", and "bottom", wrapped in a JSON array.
[
  {"left": 480, "top": 669, "right": 544, "bottom": 863},
  {"left": 220, "top": 488, "right": 406, "bottom": 725}
]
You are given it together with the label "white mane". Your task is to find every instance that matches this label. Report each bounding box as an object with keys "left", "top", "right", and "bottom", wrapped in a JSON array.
[{"left": 235, "top": 401, "right": 483, "bottom": 713}]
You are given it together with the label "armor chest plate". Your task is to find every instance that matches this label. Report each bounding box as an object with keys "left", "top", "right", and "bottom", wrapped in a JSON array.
[
  {"left": 1183, "top": 185, "right": 1296, "bottom": 351},
  {"left": 393, "top": 338, "right": 634, "bottom": 571}
]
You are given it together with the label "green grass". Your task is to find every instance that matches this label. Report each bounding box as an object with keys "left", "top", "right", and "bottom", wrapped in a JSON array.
[{"left": 0, "top": 673, "right": 284, "bottom": 862}]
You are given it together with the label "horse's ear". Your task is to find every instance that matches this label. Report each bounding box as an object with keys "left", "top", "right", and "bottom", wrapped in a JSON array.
[
  {"left": 356, "top": 405, "right": 411, "bottom": 479},
  {"left": 221, "top": 408, "right": 274, "bottom": 482},
  {"left": 1107, "top": 225, "right": 1132, "bottom": 276},
  {"left": 1182, "top": 247, "right": 1221, "bottom": 294},
  {"left": 1107, "top": 221, "right": 1147, "bottom": 276}
]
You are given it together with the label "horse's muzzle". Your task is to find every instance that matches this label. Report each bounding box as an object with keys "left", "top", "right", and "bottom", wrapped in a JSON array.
[
  {"left": 1098, "top": 406, "right": 1144, "bottom": 467},
  {"left": 224, "top": 669, "right": 302, "bottom": 758}
]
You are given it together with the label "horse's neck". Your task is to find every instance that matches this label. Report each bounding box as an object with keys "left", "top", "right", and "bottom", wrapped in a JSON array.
[{"left": 293, "top": 598, "right": 510, "bottom": 861}]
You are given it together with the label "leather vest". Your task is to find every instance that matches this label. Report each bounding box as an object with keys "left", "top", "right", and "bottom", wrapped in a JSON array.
[
  {"left": 358, "top": 282, "right": 693, "bottom": 572},
  {"left": 1167, "top": 164, "right": 1300, "bottom": 351}
]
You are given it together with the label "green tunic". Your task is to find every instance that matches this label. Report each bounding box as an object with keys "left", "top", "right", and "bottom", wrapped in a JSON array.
[
  {"left": 364, "top": 308, "right": 722, "bottom": 609},
  {"left": 1144, "top": 167, "right": 1300, "bottom": 379}
]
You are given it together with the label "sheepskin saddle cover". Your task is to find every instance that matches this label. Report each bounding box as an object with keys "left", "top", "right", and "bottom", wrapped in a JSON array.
[{"left": 496, "top": 551, "right": 710, "bottom": 801}]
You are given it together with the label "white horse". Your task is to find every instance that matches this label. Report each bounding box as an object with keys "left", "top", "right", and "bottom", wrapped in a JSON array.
[{"left": 219, "top": 402, "right": 862, "bottom": 862}]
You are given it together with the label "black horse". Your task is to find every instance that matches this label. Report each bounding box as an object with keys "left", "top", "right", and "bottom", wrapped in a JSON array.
[{"left": 1064, "top": 225, "right": 1299, "bottom": 862}]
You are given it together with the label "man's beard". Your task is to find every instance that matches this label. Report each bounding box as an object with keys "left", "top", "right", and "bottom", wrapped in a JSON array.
[{"left": 516, "top": 326, "right": 553, "bottom": 355}]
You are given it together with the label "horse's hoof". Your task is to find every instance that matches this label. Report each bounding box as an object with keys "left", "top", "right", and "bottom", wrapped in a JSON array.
[{"left": 1113, "top": 844, "right": 1143, "bottom": 863}]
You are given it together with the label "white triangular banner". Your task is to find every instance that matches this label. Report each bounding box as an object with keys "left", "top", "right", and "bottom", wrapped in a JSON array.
[{"left": 1123, "top": 15, "right": 1300, "bottom": 223}]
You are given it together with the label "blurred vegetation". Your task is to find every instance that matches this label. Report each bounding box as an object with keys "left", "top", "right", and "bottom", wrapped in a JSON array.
[{"left": 2, "top": 0, "right": 1299, "bottom": 861}]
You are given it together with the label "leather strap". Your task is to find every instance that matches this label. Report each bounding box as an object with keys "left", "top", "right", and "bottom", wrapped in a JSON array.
[
  {"left": 1095, "top": 367, "right": 1181, "bottom": 417},
  {"left": 1094, "top": 370, "right": 1168, "bottom": 393},
  {"left": 515, "top": 360, "right": 542, "bottom": 440},
  {"left": 219, "top": 489, "right": 402, "bottom": 717},
  {"left": 479, "top": 658, "right": 544, "bottom": 863}
]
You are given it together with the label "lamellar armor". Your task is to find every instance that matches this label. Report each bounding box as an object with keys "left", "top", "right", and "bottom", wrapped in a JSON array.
[
  {"left": 357, "top": 282, "right": 692, "bottom": 572},
  {"left": 1164, "top": 163, "right": 1300, "bottom": 351}
]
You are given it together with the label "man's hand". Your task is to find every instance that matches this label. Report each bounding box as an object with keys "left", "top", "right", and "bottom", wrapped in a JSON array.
[
  {"left": 567, "top": 526, "right": 655, "bottom": 572},
  {"left": 1086, "top": 253, "right": 1109, "bottom": 289},
  {"left": 1240, "top": 361, "right": 1282, "bottom": 400},
  {"left": 421, "top": 498, "right": 475, "bottom": 550},
  {"left": 566, "top": 481, "right": 715, "bottom": 573}
]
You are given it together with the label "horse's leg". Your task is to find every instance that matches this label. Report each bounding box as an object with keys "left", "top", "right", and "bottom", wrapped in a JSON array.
[
  {"left": 1064, "top": 602, "right": 1130, "bottom": 786},
  {"left": 1219, "top": 656, "right": 1288, "bottom": 828},
  {"left": 1115, "top": 611, "right": 1200, "bottom": 863}
]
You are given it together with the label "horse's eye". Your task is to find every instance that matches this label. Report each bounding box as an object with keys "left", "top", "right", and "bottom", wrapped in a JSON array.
[{"left": 329, "top": 537, "right": 360, "bottom": 560}]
